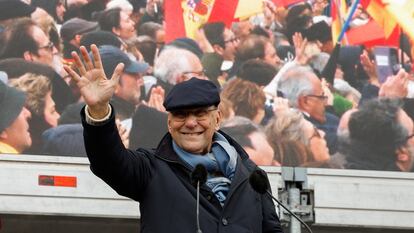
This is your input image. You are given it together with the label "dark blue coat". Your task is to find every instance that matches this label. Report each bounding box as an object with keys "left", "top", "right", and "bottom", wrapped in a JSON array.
[{"left": 81, "top": 110, "right": 284, "bottom": 233}]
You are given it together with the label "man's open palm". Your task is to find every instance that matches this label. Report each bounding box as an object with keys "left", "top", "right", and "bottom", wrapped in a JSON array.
[{"left": 64, "top": 45, "right": 124, "bottom": 115}]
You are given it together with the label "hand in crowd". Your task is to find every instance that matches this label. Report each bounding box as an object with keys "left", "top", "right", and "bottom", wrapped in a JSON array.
[
  {"left": 379, "top": 69, "right": 409, "bottom": 98},
  {"left": 146, "top": 0, "right": 160, "bottom": 16},
  {"left": 360, "top": 50, "right": 379, "bottom": 87},
  {"left": 116, "top": 119, "right": 130, "bottom": 149},
  {"left": 272, "top": 97, "right": 289, "bottom": 116},
  {"left": 292, "top": 32, "right": 309, "bottom": 65},
  {"left": 263, "top": 0, "right": 276, "bottom": 27},
  {"left": 321, "top": 78, "right": 334, "bottom": 106},
  {"left": 64, "top": 45, "right": 124, "bottom": 119},
  {"left": 143, "top": 86, "right": 166, "bottom": 112},
  {"left": 195, "top": 28, "right": 214, "bottom": 53}
]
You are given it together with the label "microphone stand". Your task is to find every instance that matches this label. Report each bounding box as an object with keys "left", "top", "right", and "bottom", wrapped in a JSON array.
[
  {"left": 265, "top": 190, "right": 313, "bottom": 233},
  {"left": 196, "top": 180, "right": 202, "bottom": 233}
]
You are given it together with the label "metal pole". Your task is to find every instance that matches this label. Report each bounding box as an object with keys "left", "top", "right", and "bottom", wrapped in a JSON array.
[{"left": 288, "top": 185, "right": 301, "bottom": 233}]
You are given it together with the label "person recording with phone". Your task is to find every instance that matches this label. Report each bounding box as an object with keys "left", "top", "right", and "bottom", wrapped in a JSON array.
[{"left": 64, "top": 44, "right": 283, "bottom": 233}]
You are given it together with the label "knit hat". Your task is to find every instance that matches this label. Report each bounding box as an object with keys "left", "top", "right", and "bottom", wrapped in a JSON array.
[{"left": 0, "top": 81, "right": 26, "bottom": 132}]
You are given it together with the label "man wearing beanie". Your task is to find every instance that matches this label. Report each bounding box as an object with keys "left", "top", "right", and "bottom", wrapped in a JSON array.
[
  {"left": 0, "top": 82, "right": 32, "bottom": 154},
  {"left": 64, "top": 45, "right": 283, "bottom": 233}
]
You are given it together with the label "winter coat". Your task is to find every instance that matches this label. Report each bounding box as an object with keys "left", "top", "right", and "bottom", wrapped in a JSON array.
[{"left": 81, "top": 109, "right": 284, "bottom": 233}]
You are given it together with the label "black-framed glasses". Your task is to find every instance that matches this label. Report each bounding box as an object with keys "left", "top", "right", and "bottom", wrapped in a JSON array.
[
  {"left": 182, "top": 70, "right": 206, "bottom": 77},
  {"left": 38, "top": 42, "right": 54, "bottom": 51},
  {"left": 406, "top": 134, "right": 414, "bottom": 141},
  {"left": 171, "top": 107, "right": 217, "bottom": 122},
  {"left": 306, "top": 93, "right": 328, "bottom": 101},
  {"left": 224, "top": 37, "right": 239, "bottom": 44}
]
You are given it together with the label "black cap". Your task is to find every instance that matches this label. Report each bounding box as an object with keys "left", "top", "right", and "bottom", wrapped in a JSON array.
[
  {"left": 0, "top": 0, "right": 36, "bottom": 21},
  {"left": 0, "top": 81, "right": 26, "bottom": 133},
  {"left": 163, "top": 78, "right": 220, "bottom": 111}
]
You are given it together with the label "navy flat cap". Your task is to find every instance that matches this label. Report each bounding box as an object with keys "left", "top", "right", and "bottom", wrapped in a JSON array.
[{"left": 163, "top": 78, "right": 220, "bottom": 111}]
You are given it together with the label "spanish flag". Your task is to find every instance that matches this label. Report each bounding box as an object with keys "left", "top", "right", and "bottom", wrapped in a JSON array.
[
  {"left": 331, "top": 0, "right": 348, "bottom": 43},
  {"left": 164, "top": 0, "right": 263, "bottom": 43}
]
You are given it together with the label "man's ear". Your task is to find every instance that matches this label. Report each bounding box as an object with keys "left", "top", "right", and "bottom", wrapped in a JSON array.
[
  {"left": 215, "top": 109, "right": 222, "bottom": 131},
  {"left": 212, "top": 44, "right": 224, "bottom": 56},
  {"left": 112, "top": 27, "right": 121, "bottom": 37},
  {"left": 23, "top": 51, "right": 34, "bottom": 61},
  {"left": 74, "top": 34, "right": 82, "bottom": 45},
  {"left": 298, "top": 95, "right": 309, "bottom": 111},
  {"left": 167, "top": 114, "right": 173, "bottom": 133}
]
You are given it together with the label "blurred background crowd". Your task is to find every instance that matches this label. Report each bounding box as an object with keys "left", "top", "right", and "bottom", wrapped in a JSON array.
[{"left": 1, "top": 0, "right": 414, "bottom": 173}]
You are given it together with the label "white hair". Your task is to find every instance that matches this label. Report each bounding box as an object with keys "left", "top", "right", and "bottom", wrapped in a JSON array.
[
  {"left": 277, "top": 65, "right": 315, "bottom": 108},
  {"left": 106, "top": 0, "right": 133, "bottom": 13},
  {"left": 153, "top": 46, "right": 200, "bottom": 85}
]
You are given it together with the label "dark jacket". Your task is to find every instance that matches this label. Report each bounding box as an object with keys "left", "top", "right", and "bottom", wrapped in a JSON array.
[{"left": 81, "top": 109, "right": 283, "bottom": 233}]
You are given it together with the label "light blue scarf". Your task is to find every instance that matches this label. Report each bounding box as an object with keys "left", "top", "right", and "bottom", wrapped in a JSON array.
[{"left": 173, "top": 132, "right": 238, "bottom": 206}]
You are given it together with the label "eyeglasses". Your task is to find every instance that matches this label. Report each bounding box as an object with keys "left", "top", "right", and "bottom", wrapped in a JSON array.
[
  {"left": 171, "top": 107, "right": 217, "bottom": 122},
  {"left": 182, "top": 70, "right": 206, "bottom": 79},
  {"left": 224, "top": 37, "right": 239, "bottom": 44},
  {"left": 306, "top": 93, "right": 328, "bottom": 101},
  {"left": 38, "top": 42, "right": 54, "bottom": 51},
  {"left": 406, "top": 134, "right": 414, "bottom": 141}
]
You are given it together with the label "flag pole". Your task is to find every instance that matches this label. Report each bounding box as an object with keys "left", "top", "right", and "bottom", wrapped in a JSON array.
[{"left": 337, "top": 0, "right": 360, "bottom": 43}]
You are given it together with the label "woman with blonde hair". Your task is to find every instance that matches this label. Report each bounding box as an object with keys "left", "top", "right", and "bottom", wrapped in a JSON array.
[
  {"left": 265, "top": 108, "right": 330, "bottom": 166},
  {"left": 9, "top": 73, "right": 60, "bottom": 154}
]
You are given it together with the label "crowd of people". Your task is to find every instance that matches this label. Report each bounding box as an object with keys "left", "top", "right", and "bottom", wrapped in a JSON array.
[{"left": 1, "top": 0, "right": 414, "bottom": 173}]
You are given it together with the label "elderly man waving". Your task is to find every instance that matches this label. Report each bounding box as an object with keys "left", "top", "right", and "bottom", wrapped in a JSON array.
[{"left": 65, "top": 45, "right": 283, "bottom": 233}]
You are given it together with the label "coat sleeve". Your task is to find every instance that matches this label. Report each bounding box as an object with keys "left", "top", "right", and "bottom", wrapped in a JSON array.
[{"left": 81, "top": 107, "right": 153, "bottom": 202}]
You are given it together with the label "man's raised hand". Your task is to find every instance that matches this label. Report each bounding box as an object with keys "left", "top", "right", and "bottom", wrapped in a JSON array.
[{"left": 64, "top": 44, "right": 124, "bottom": 119}]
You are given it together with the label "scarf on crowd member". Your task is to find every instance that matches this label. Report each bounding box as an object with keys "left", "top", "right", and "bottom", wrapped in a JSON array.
[{"left": 173, "top": 132, "right": 238, "bottom": 206}]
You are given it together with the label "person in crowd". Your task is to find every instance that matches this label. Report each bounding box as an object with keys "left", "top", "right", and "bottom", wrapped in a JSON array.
[
  {"left": 265, "top": 108, "right": 330, "bottom": 165},
  {"left": 97, "top": 8, "right": 136, "bottom": 44},
  {"left": 137, "top": 21, "right": 165, "bottom": 48},
  {"left": 98, "top": 45, "right": 149, "bottom": 120},
  {"left": 231, "top": 34, "right": 281, "bottom": 77},
  {"left": 0, "top": 82, "right": 32, "bottom": 154},
  {"left": 221, "top": 78, "right": 266, "bottom": 125},
  {"left": 200, "top": 22, "right": 239, "bottom": 86},
  {"left": 80, "top": 30, "right": 123, "bottom": 49},
  {"left": 221, "top": 116, "right": 278, "bottom": 166},
  {"left": 153, "top": 46, "right": 207, "bottom": 92},
  {"left": 31, "top": 0, "right": 66, "bottom": 25},
  {"left": 9, "top": 73, "right": 60, "bottom": 154},
  {"left": 277, "top": 64, "right": 339, "bottom": 154},
  {"left": 64, "top": 45, "right": 284, "bottom": 232},
  {"left": 202, "top": 21, "right": 239, "bottom": 63},
  {"left": 0, "top": 0, "right": 36, "bottom": 36},
  {"left": 60, "top": 17, "right": 99, "bottom": 62},
  {"left": 343, "top": 99, "right": 414, "bottom": 172},
  {"left": 237, "top": 59, "right": 277, "bottom": 87},
  {"left": 0, "top": 18, "right": 57, "bottom": 66}
]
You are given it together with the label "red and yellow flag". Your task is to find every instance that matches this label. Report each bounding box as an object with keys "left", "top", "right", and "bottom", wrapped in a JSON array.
[
  {"left": 164, "top": 0, "right": 263, "bottom": 43},
  {"left": 331, "top": 0, "right": 348, "bottom": 44}
]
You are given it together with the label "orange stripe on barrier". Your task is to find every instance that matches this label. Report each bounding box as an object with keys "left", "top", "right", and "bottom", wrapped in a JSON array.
[{"left": 38, "top": 175, "right": 77, "bottom": 187}]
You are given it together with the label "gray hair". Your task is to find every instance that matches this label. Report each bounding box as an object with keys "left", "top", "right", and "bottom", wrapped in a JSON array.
[
  {"left": 153, "top": 47, "right": 199, "bottom": 85},
  {"left": 277, "top": 65, "right": 315, "bottom": 108}
]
